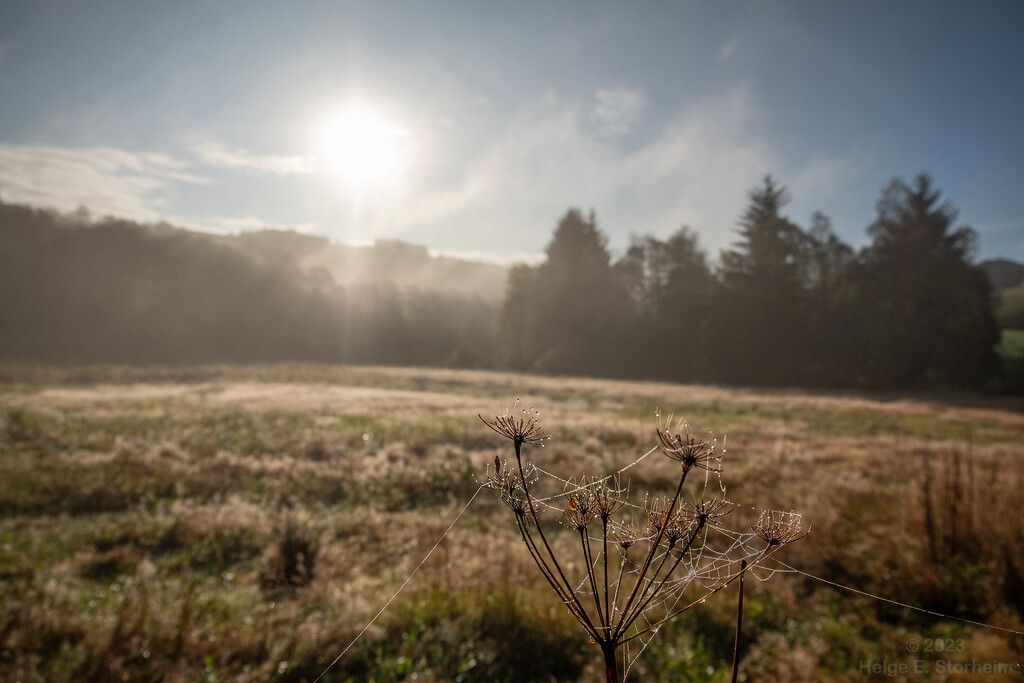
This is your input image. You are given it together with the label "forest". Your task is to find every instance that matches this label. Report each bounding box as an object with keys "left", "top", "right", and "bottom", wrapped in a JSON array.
[{"left": 0, "top": 173, "right": 1016, "bottom": 391}]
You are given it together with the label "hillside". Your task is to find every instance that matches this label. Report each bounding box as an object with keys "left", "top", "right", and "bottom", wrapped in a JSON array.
[
  {"left": 981, "top": 259, "right": 1024, "bottom": 329},
  {"left": 980, "top": 258, "right": 1024, "bottom": 296},
  {"left": 229, "top": 230, "right": 508, "bottom": 304},
  {"left": 0, "top": 201, "right": 499, "bottom": 365}
]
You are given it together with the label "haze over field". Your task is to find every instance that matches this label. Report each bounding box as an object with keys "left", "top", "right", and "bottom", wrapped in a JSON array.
[
  {"left": 3, "top": 2, "right": 1024, "bottom": 393},
  {"left": 1, "top": 1, "right": 1023, "bottom": 263}
]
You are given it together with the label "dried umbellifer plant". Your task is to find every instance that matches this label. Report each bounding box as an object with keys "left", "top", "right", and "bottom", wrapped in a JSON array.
[{"left": 481, "top": 401, "right": 807, "bottom": 683}]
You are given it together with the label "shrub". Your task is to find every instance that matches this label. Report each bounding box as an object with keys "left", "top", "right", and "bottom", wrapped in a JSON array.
[{"left": 260, "top": 516, "right": 320, "bottom": 592}]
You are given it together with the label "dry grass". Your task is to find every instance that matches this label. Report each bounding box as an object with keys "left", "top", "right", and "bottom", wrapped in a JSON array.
[{"left": 1, "top": 364, "right": 1023, "bottom": 681}]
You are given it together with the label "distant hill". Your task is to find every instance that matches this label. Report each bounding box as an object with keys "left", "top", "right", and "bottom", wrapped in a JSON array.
[
  {"left": 980, "top": 259, "right": 1024, "bottom": 329},
  {"left": 0, "top": 201, "right": 500, "bottom": 364},
  {"left": 269, "top": 236, "right": 507, "bottom": 305},
  {"left": 980, "top": 258, "right": 1024, "bottom": 296},
  {"left": 217, "top": 229, "right": 508, "bottom": 304}
]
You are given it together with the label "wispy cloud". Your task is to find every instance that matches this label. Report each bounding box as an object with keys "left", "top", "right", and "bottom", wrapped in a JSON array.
[
  {"left": 387, "top": 85, "right": 856, "bottom": 261},
  {"left": 172, "top": 214, "right": 319, "bottom": 236},
  {"left": 428, "top": 247, "right": 544, "bottom": 266},
  {"left": 0, "top": 144, "right": 204, "bottom": 222},
  {"left": 718, "top": 37, "right": 737, "bottom": 60},
  {"left": 0, "top": 141, "right": 318, "bottom": 232},
  {"left": 592, "top": 87, "right": 646, "bottom": 137},
  {"left": 0, "top": 91, "right": 858, "bottom": 268},
  {"left": 191, "top": 141, "right": 314, "bottom": 175}
]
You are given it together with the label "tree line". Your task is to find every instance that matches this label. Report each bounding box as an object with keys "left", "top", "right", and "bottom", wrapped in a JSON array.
[
  {"left": 500, "top": 174, "right": 1000, "bottom": 389},
  {"left": 0, "top": 173, "right": 1003, "bottom": 390}
]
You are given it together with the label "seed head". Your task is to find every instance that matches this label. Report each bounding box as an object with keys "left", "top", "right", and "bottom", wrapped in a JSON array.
[
  {"left": 655, "top": 416, "right": 718, "bottom": 473},
  {"left": 646, "top": 498, "right": 692, "bottom": 545},
  {"left": 563, "top": 478, "right": 597, "bottom": 531},
  {"left": 500, "top": 482, "right": 531, "bottom": 520},
  {"left": 480, "top": 458, "right": 536, "bottom": 501},
  {"left": 591, "top": 475, "right": 627, "bottom": 520},
  {"left": 684, "top": 497, "right": 732, "bottom": 527},
  {"left": 753, "top": 510, "right": 808, "bottom": 547},
  {"left": 480, "top": 400, "right": 549, "bottom": 450},
  {"left": 611, "top": 520, "right": 645, "bottom": 551},
  {"left": 480, "top": 457, "right": 508, "bottom": 490}
]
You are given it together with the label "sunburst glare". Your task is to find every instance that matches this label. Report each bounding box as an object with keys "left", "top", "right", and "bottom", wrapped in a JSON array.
[{"left": 317, "top": 107, "right": 410, "bottom": 191}]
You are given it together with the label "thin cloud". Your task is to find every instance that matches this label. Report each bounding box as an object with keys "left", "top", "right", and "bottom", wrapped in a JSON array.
[
  {"left": 172, "top": 214, "right": 320, "bottom": 236},
  {"left": 719, "top": 37, "right": 737, "bottom": 60},
  {"left": 616, "top": 85, "right": 774, "bottom": 252},
  {"left": 387, "top": 85, "right": 855, "bottom": 262},
  {"left": 592, "top": 87, "right": 646, "bottom": 137},
  {"left": 192, "top": 141, "right": 314, "bottom": 175},
  {"left": 0, "top": 144, "right": 204, "bottom": 222},
  {"left": 0, "top": 92, "right": 858, "bottom": 268},
  {"left": 428, "top": 247, "right": 544, "bottom": 267}
]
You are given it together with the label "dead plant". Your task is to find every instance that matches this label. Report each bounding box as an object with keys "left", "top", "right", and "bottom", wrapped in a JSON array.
[{"left": 481, "top": 401, "right": 806, "bottom": 682}]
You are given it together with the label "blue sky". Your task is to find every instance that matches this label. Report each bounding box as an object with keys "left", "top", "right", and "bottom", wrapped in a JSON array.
[{"left": 1, "top": 1, "right": 1023, "bottom": 263}]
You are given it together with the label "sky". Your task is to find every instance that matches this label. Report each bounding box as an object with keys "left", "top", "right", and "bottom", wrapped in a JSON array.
[{"left": 1, "top": 1, "right": 1023, "bottom": 265}]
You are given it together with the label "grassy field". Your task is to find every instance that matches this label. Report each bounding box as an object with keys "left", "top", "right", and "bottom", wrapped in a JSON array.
[{"left": 1, "top": 364, "right": 1023, "bottom": 682}]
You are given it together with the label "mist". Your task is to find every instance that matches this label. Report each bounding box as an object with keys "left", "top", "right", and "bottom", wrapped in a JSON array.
[{"left": 1, "top": 170, "right": 1016, "bottom": 391}]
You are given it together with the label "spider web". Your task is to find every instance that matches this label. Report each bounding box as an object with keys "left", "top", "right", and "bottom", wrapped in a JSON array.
[{"left": 518, "top": 437, "right": 791, "bottom": 681}]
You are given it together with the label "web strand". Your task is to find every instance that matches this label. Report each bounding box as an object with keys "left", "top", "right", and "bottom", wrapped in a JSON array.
[
  {"left": 313, "top": 486, "right": 484, "bottom": 683},
  {"left": 775, "top": 560, "right": 1024, "bottom": 637}
]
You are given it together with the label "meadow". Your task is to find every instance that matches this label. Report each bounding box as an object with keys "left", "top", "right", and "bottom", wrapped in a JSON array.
[{"left": 1, "top": 364, "right": 1023, "bottom": 682}]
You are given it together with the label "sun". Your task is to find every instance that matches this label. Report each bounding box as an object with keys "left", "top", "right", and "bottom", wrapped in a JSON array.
[{"left": 318, "top": 107, "right": 409, "bottom": 190}]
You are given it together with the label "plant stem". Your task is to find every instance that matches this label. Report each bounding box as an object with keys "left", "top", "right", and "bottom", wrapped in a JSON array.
[
  {"left": 613, "top": 470, "right": 688, "bottom": 641},
  {"left": 514, "top": 443, "right": 598, "bottom": 634},
  {"left": 603, "top": 642, "right": 620, "bottom": 683},
  {"left": 603, "top": 516, "right": 610, "bottom": 627},
  {"left": 581, "top": 529, "right": 606, "bottom": 630},
  {"left": 731, "top": 559, "right": 746, "bottom": 683}
]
